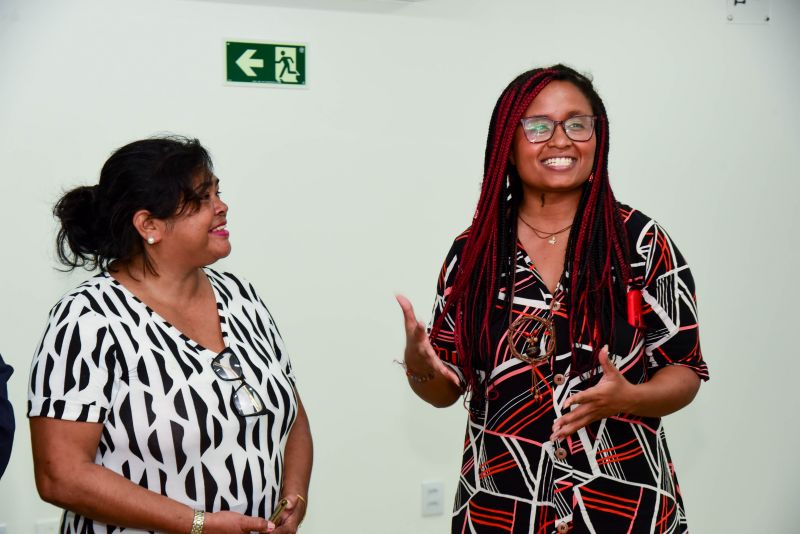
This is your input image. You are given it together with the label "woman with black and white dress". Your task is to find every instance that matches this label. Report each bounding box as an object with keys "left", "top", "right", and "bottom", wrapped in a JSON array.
[{"left": 28, "top": 136, "right": 312, "bottom": 534}]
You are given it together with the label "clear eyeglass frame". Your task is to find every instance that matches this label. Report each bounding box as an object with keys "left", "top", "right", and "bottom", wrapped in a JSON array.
[
  {"left": 211, "top": 348, "right": 268, "bottom": 417},
  {"left": 519, "top": 114, "right": 597, "bottom": 143}
]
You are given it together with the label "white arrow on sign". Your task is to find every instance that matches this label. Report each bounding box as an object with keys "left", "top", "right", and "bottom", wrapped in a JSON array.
[{"left": 235, "top": 49, "right": 264, "bottom": 77}]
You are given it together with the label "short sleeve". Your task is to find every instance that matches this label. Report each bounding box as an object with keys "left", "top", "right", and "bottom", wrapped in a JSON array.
[
  {"left": 28, "top": 294, "right": 120, "bottom": 422},
  {"left": 427, "top": 232, "right": 470, "bottom": 389},
  {"left": 633, "top": 221, "right": 709, "bottom": 380}
]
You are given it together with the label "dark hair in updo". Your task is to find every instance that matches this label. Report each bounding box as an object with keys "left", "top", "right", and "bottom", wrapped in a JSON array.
[{"left": 54, "top": 135, "right": 215, "bottom": 273}]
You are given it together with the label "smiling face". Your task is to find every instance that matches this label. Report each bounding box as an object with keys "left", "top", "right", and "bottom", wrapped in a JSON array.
[
  {"left": 160, "top": 176, "right": 231, "bottom": 268},
  {"left": 510, "top": 80, "right": 597, "bottom": 197}
]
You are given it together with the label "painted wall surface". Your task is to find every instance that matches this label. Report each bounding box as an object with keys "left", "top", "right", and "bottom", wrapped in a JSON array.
[{"left": 1, "top": 0, "right": 798, "bottom": 532}]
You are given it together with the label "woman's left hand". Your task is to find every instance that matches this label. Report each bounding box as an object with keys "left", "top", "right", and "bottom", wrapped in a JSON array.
[
  {"left": 272, "top": 495, "right": 306, "bottom": 534},
  {"left": 550, "top": 346, "right": 636, "bottom": 441}
]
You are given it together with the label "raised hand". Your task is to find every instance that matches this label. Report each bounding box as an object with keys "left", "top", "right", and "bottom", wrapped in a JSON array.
[
  {"left": 395, "top": 294, "right": 460, "bottom": 388},
  {"left": 550, "top": 346, "right": 635, "bottom": 441}
]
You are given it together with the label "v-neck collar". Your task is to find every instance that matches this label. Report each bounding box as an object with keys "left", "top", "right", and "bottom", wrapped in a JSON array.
[
  {"left": 515, "top": 240, "right": 566, "bottom": 299},
  {"left": 103, "top": 268, "right": 229, "bottom": 355}
]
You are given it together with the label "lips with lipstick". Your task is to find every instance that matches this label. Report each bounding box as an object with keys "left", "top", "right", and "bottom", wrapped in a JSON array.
[
  {"left": 541, "top": 157, "right": 577, "bottom": 170},
  {"left": 210, "top": 224, "right": 229, "bottom": 238}
]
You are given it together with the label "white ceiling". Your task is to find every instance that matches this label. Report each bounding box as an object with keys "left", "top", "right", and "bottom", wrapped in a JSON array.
[{"left": 185, "top": 0, "right": 421, "bottom": 15}]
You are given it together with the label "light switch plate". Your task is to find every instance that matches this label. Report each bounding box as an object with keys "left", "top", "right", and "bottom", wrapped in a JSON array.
[{"left": 421, "top": 479, "right": 444, "bottom": 517}]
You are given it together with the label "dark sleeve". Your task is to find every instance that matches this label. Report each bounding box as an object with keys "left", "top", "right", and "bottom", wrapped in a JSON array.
[
  {"left": 427, "top": 231, "right": 470, "bottom": 388},
  {"left": 0, "top": 354, "right": 14, "bottom": 479},
  {"left": 631, "top": 220, "right": 709, "bottom": 380}
]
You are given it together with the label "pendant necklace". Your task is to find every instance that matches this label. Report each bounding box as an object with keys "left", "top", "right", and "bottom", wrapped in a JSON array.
[
  {"left": 506, "top": 272, "right": 556, "bottom": 403},
  {"left": 518, "top": 214, "right": 572, "bottom": 246}
]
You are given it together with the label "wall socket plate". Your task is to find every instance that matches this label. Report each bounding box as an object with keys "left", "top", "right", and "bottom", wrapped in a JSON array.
[{"left": 421, "top": 480, "right": 444, "bottom": 517}]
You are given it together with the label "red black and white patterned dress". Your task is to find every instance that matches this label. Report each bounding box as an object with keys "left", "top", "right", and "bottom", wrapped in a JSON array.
[{"left": 429, "top": 206, "right": 708, "bottom": 534}]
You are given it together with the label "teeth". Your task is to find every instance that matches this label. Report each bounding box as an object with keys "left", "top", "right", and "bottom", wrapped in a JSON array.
[
  {"left": 543, "top": 157, "right": 575, "bottom": 167},
  {"left": 211, "top": 225, "right": 226, "bottom": 231}
]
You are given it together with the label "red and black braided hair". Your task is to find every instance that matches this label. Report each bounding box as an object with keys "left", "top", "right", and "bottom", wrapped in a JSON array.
[{"left": 432, "top": 64, "right": 631, "bottom": 397}]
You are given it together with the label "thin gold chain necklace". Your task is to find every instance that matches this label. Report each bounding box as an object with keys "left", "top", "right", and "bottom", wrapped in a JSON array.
[{"left": 518, "top": 214, "right": 572, "bottom": 245}]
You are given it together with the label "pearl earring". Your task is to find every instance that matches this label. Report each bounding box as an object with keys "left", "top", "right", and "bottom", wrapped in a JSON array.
[{"left": 146, "top": 236, "right": 155, "bottom": 245}]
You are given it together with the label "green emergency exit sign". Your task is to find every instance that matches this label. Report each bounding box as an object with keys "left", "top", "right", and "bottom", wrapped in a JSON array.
[{"left": 226, "top": 41, "right": 306, "bottom": 86}]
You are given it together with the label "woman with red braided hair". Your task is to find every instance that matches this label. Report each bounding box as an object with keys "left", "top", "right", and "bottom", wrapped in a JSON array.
[{"left": 397, "top": 64, "right": 708, "bottom": 533}]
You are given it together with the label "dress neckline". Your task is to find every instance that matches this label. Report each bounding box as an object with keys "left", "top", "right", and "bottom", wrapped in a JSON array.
[
  {"left": 514, "top": 239, "right": 566, "bottom": 299},
  {"left": 102, "top": 268, "right": 228, "bottom": 355}
]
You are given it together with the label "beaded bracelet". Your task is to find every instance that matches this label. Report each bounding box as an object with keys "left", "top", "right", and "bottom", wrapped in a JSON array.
[
  {"left": 406, "top": 368, "right": 434, "bottom": 383},
  {"left": 190, "top": 510, "right": 204, "bottom": 534},
  {"left": 394, "top": 360, "right": 434, "bottom": 383}
]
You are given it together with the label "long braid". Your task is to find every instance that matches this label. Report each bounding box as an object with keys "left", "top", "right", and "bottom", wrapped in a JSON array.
[
  {"left": 567, "top": 102, "right": 631, "bottom": 374},
  {"left": 441, "top": 70, "right": 557, "bottom": 395},
  {"left": 432, "top": 64, "right": 630, "bottom": 396}
]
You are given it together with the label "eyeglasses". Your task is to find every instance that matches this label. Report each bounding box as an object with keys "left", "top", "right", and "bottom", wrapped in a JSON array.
[
  {"left": 519, "top": 115, "right": 596, "bottom": 143},
  {"left": 211, "top": 348, "right": 267, "bottom": 417}
]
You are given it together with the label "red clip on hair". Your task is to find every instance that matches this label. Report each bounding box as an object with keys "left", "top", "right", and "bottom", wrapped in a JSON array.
[{"left": 626, "top": 289, "right": 644, "bottom": 329}]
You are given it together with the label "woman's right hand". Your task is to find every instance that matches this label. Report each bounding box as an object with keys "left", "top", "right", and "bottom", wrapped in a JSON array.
[
  {"left": 204, "top": 511, "right": 275, "bottom": 533},
  {"left": 395, "top": 294, "right": 460, "bottom": 389}
]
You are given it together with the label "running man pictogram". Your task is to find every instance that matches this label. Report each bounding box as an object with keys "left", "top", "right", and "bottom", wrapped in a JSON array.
[{"left": 275, "top": 49, "right": 299, "bottom": 82}]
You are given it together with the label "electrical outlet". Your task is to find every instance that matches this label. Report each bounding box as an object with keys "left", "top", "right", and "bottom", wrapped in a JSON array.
[
  {"left": 35, "top": 518, "right": 60, "bottom": 534},
  {"left": 421, "top": 479, "right": 444, "bottom": 517}
]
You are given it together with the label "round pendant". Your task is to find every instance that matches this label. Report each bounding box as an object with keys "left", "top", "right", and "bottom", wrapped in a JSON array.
[{"left": 525, "top": 345, "right": 541, "bottom": 358}]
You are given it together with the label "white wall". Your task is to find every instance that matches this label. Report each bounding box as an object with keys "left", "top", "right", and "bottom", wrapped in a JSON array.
[{"left": 1, "top": 0, "right": 798, "bottom": 532}]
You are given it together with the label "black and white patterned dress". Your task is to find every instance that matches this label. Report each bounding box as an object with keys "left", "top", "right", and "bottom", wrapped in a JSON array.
[{"left": 28, "top": 268, "right": 297, "bottom": 534}]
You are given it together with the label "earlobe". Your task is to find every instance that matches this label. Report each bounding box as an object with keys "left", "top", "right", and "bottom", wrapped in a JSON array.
[{"left": 132, "top": 209, "right": 162, "bottom": 244}]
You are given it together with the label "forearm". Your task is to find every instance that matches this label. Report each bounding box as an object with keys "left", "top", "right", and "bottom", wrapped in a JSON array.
[
  {"left": 408, "top": 373, "right": 462, "bottom": 408},
  {"left": 280, "top": 397, "right": 312, "bottom": 501},
  {"left": 36, "top": 459, "right": 194, "bottom": 534},
  {"left": 627, "top": 365, "right": 701, "bottom": 418},
  {"left": 31, "top": 417, "right": 195, "bottom": 534},
  {"left": 553, "top": 353, "right": 703, "bottom": 441}
]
